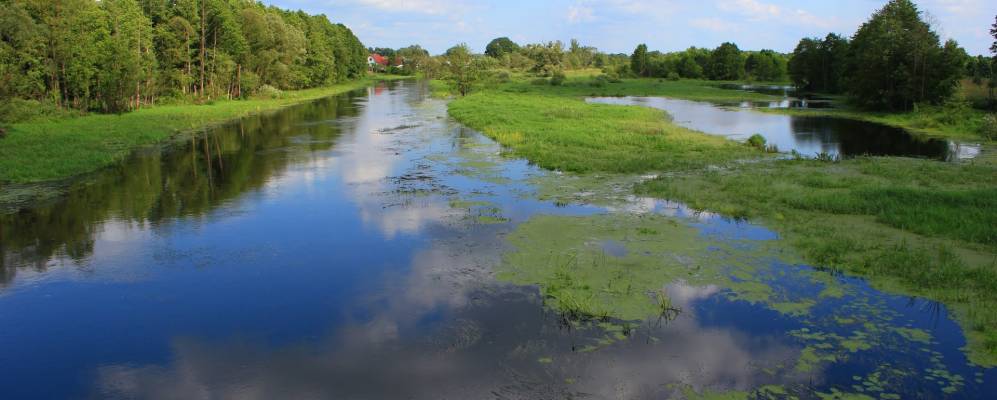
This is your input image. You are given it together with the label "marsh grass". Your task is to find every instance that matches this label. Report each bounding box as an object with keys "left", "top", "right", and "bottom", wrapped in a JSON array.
[
  {"left": 448, "top": 91, "right": 763, "bottom": 173},
  {"left": 636, "top": 156, "right": 997, "bottom": 365},
  {"left": 760, "top": 102, "right": 992, "bottom": 142},
  {"left": 0, "top": 76, "right": 410, "bottom": 184}
]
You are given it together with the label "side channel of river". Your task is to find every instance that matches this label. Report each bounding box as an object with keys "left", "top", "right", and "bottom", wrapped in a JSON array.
[{"left": 0, "top": 80, "right": 993, "bottom": 399}]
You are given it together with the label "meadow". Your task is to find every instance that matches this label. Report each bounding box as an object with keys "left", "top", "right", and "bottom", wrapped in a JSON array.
[
  {"left": 447, "top": 73, "right": 997, "bottom": 366},
  {"left": 0, "top": 76, "right": 409, "bottom": 184}
]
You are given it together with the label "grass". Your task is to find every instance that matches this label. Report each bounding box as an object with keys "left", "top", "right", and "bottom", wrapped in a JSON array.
[
  {"left": 0, "top": 75, "right": 410, "bottom": 184},
  {"left": 500, "top": 71, "right": 994, "bottom": 142},
  {"left": 502, "top": 76, "right": 782, "bottom": 103},
  {"left": 759, "top": 103, "right": 992, "bottom": 142},
  {"left": 448, "top": 90, "right": 763, "bottom": 173},
  {"left": 635, "top": 156, "right": 997, "bottom": 366},
  {"left": 448, "top": 72, "right": 997, "bottom": 365}
]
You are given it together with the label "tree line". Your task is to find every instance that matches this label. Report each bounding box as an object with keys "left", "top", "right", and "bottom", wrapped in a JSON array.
[
  {"left": 788, "top": 0, "right": 987, "bottom": 111},
  {"left": 0, "top": 0, "right": 368, "bottom": 117},
  {"left": 629, "top": 43, "right": 788, "bottom": 82}
]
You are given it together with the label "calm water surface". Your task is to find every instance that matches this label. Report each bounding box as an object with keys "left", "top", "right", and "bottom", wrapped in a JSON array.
[
  {"left": 587, "top": 96, "right": 981, "bottom": 160},
  {"left": 1, "top": 81, "right": 994, "bottom": 399}
]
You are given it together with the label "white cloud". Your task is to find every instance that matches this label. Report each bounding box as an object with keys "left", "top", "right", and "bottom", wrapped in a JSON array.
[
  {"left": 566, "top": 5, "right": 596, "bottom": 23},
  {"left": 344, "top": 0, "right": 466, "bottom": 15},
  {"left": 718, "top": 0, "right": 780, "bottom": 20},
  {"left": 691, "top": 17, "right": 735, "bottom": 33}
]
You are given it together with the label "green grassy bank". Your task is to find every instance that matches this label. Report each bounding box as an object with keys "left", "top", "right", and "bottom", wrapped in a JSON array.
[
  {"left": 0, "top": 75, "right": 409, "bottom": 184},
  {"left": 448, "top": 91, "right": 763, "bottom": 173},
  {"left": 494, "top": 70, "right": 994, "bottom": 142},
  {"left": 448, "top": 75, "right": 997, "bottom": 366}
]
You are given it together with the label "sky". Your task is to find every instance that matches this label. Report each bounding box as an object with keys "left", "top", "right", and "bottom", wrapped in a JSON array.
[{"left": 267, "top": 0, "right": 996, "bottom": 55}]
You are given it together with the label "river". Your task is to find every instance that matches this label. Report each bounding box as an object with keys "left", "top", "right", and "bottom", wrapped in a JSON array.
[{"left": 0, "top": 80, "right": 993, "bottom": 399}]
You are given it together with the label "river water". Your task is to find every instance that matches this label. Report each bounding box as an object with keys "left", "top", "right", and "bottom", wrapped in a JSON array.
[
  {"left": 587, "top": 96, "right": 982, "bottom": 161},
  {"left": 1, "top": 80, "right": 994, "bottom": 399}
]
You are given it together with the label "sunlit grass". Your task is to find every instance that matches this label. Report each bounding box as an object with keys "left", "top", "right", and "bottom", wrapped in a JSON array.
[
  {"left": 448, "top": 90, "right": 763, "bottom": 173},
  {"left": 0, "top": 76, "right": 410, "bottom": 184}
]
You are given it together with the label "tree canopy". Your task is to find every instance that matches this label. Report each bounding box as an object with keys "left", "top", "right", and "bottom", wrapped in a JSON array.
[
  {"left": 0, "top": 0, "right": 368, "bottom": 116},
  {"left": 485, "top": 37, "right": 520, "bottom": 58},
  {"left": 845, "top": 0, "right": 966, "bottom": 110}
]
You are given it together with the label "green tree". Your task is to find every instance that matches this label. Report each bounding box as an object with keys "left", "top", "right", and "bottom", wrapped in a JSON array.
[
  {"left": 708, "top": 42, "right": 743, "bottom": 81},
  {"left": 630, "top": 43, "right": 649, "bottom": 77},
  {"left": 846, "top": 0, "right": 965, "bottom": 110},
  {"left": 99, "top": 0, "right": 155, "bottom": 112},
  {"left": 788, "top": 34, "right": 849, "bottom": 92},
  {"left": 522, "top": 41, "right": 564, "bottom": 76},
  {"left": 745, "top": 50, "right": 786, "bottom": 82},
  {"left": 444, "top": 43, "right": 481, "bottom": 96},
  {"left": 485, "top": 37, "right": 519, "bottom": 58}
]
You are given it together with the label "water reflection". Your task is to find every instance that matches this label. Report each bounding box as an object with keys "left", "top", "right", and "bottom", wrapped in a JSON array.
[
  {"left": 0, "top": 81, "right": 994, "bottom": 399},
  {"left": 587, "top": 96, "right": 979, "bottom": 160}
]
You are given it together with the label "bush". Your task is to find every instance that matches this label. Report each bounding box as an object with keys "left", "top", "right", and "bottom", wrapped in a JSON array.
[
  {"left": 981, "top": 114, "right": 997, "bottom": 141},
  {"left": 666, "top": 72, "right": 681, "bottom": 81},
  {"left": 550, "top": 70, "right": 566, "bottom": 86},
  {"left": 0, "top": 99, "right": 81, "bottom": 123},
  {"left": 747, "top": 133, "right": 767, "bottom": 149},
  {"left": 257, "top": 85, "right": 284, "bottom": 99},
  {"left": 494, "top": 71, "right": 511, "bottom": 84},
  {"left": 590, "top": 75, "right": 609, "bottom": 87},
  {"left": 531, "top": 78, "right": 550, "bottom": 86}
]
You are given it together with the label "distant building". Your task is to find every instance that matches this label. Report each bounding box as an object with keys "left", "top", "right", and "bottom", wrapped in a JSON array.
[{"left": 368, "top": 54, "right": 389, "bottom": 71}]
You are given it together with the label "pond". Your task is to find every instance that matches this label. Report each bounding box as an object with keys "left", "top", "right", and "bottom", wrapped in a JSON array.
[
  {"left": 1, "top": 80, "right": 994, "bottom": 399},
  {"left": 587, "top": 96, "right": 981, "bottom": 160}
]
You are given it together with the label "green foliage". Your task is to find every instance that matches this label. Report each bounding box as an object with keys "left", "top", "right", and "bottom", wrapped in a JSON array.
[
  {"left": 443, "top": 44, "right": 484, "bottom": 96},
  {"left": 981, "top": 114, "right": 997, "bottom": 140},
  {"left": 709, "top": 42, "right": 744, "bottom": 81},
  {"left": 485, "top": 37, "right": 520, "bottom": 58},
  {"left": 789, "top": 34, "right": 849, "bottom": 93},
  {"left": 522, "top": 41, "right": 565, "bottom": 76},
  {"left": 846, "top": 0, "right": 967, "bottom": 110},
  {"left": 746, "top": 133, "right": 766, "bottom": 149},
  {"left": 630, "top": 44, "right": 649, "bottom": 77},
  {"left": 744, "top": 49, "right": 787, "bottom": 82},
  {"left": 0, "top": 0, "right": 368, "bottom": 119},
  {"left": 549, "top": 70, "right": 566, "bottom": 86}
]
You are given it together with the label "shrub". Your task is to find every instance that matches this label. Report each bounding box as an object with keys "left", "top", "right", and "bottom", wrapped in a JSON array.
[
  {"left": 550, "top": 70, "right": 566, "bottom": 86},
  {"left": 531, "top": 78, "right": 550, "bottom": 86},
  {"left": 981, "top": 114, "right": 997, "bottom": 141},
  {"left": 257, "top": 85, "right": 283, "bottom": 99},
  {"left": 0, "top": 99, "right": 81, "bottom": 123},
  {"left": 666, "top": 72, "right": 681, "bottom": 81},
  {"left": 747, "top": 133, "right": 767, "bottom": 149}
]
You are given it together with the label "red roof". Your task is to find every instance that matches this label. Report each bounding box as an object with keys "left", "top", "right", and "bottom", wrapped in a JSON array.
[{"left": 370, "top": 54, "right": 389, "bottom": 66}]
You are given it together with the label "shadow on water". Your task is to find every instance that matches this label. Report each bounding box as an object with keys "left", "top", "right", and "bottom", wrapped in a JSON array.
[
  {"left": 586, "top": 96, "right": 980, "bottom": 161},
  {"left": 0, "top": 80, "right": 994, "bottom": 399},
  {"left": 0, "top": 91, "right": 363, "bottom": 287}
]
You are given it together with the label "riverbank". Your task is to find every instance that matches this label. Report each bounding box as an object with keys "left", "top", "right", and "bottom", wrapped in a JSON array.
[
  {"left": 448, "top": 77, "right": 997, "bottom": 366},
  {"left": 505, "top": 71, "right": 994, "bottom": 143},
  {"left": 0, "top": 75, "right": 410, "bottom": 184}
]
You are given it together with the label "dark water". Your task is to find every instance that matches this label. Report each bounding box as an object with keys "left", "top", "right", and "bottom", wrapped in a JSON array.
[
  {"left": 587, "top": 96, "right": 981, "bottom": 160},
  {"left": 1, "top": 81, "right": 994, "bottom": 399}
]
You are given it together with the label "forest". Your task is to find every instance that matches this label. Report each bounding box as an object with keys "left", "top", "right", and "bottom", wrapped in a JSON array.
[{"left": 0, "top": 0, "right": 368, "bottom": 119}]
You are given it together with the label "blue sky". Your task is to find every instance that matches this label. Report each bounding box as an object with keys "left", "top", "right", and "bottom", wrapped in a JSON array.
[{"left": 268, "top": 0, "right": 996, "bottom": 55}]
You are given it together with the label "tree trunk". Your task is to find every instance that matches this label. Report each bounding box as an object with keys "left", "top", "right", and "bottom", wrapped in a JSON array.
[{"left": 199, "top": 0, "right": 206, "bottom": 98}]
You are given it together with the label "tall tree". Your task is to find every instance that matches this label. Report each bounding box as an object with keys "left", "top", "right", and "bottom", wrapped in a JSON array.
[
  {"left": 708, "top": 42, "right": 744, "bottom": 81},
  {"left": 630, "top": 44, "right": 649, "bottom": 77},
  {"left": 846, "top": 0, "right": 965, "bottom": 110},
  {"left": 485, "top": 37, "right": 519, "bottom": 59}
]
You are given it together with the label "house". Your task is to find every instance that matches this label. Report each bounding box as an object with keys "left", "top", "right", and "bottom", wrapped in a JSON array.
[{"left": 368, "top": 54, "right": 389, "bottom": 71}]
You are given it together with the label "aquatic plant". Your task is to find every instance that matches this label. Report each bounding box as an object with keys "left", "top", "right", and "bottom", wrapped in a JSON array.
[{"left": 747, "top": 133, "right": 767, "bottom": 149}]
